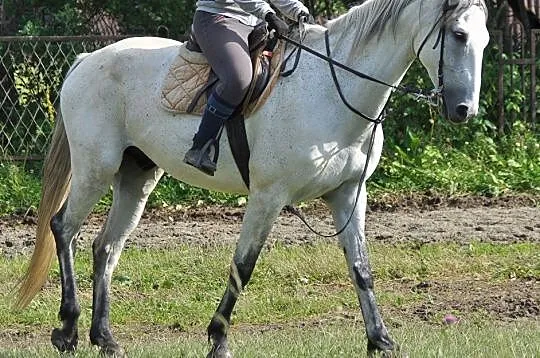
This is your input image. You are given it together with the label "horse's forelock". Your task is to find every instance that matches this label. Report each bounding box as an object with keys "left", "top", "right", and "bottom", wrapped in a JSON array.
[{"left": 444, "top": 0, "right": 488, "bottom": 25}]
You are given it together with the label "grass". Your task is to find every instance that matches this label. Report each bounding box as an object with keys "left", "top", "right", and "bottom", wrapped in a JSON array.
[
  {"left": 1, "top": 241, "right": 539, "bottom": 356},
  {"left": 1, "top": 321, "right": 539, "bottom": 357}
]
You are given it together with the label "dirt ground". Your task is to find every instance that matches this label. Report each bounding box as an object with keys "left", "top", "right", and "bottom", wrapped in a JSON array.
[
  {"left": 2, "top": 194, "right": 539, "bottom": 257},
  {"left": 1, "top": 194, "right": 539, "bottom": 345}
]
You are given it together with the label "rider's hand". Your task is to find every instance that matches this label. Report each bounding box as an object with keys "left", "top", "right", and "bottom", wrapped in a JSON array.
[
  {"left": 265, "top": 12, "right": 289, "bottom": 37},
  {"left": 297, "top": 11, "right": 315, "bottom": 24}
]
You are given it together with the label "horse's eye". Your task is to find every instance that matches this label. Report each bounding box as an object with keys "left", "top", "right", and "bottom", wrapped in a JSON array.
[{"left": 453, "top": 30, "right": 468, "bottom": 42}]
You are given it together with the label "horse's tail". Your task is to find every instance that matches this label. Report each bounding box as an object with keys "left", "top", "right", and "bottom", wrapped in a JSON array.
[{"left": 14, "top": 53, "right": 89, "bottom": 309}]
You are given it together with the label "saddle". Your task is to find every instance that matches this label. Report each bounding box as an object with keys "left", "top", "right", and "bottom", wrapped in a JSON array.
[{"left": 160, "top": 23, "right": 284, "bottom": 117}]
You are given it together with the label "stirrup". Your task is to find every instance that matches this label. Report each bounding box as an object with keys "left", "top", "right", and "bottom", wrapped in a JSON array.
[{"left": 183, "top": 140, "right": 217, "bottom": 176}]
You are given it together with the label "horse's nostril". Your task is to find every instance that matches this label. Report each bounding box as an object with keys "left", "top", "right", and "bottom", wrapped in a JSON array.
[{"left": 456, "top": 104, "right": 469, "bottom": 118}]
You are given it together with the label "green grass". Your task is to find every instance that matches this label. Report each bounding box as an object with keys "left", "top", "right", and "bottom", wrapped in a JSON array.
[
  {"left": 1, "top": 241, "right": 539, "bottom": 356},
  {"left": 1, "top": 321, "right": 539, "bottom": 357}
]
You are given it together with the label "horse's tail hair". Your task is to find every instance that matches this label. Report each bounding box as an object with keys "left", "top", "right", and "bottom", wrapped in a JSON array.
[{"left": 13, "top": 55, "right": 88, "bottom": 309}]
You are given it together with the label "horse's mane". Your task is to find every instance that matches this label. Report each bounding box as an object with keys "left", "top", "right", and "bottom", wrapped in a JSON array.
[{"left": 325, "top": 0, "right": 487, "bottom": 52}]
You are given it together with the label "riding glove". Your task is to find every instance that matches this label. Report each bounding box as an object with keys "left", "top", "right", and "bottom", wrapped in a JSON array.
[
  {"left": 298, "top": 11, "right": 315, "bottom": 24},
  {"left": 265, "top": 12, "right": 289, "bottom": 37}
]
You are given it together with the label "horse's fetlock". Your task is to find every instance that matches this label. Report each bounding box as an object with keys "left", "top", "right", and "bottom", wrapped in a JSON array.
[
  {"left": 367, "top": 331, "right": 394, "bottom": 352},
  {"left": 90, "top": 326, "right": 114, "bottom": 346},
  {"left": 207, "top": 315, "right": 228, "bottom": 340},
  {"left": 51, "top": 327, "right": 78, "bottom": 352},
  {"left": 59, "top": 301, "right": 81, "bottom": 321}
]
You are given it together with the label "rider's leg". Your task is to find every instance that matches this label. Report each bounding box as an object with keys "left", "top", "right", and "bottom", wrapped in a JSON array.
[
  {"left": 183, "top": 92, "right": 236, "bottom": 175},
  {"left": 184, "top": 11, "right": 253, "bottom": 176}
]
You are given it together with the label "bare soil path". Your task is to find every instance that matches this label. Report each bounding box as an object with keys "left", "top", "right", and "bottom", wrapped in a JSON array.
[{"left": 1, "top": 195, "right": 538, "bottom": 257}]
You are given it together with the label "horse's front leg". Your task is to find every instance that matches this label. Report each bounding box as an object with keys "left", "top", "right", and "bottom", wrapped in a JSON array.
[
  {"left": 323, "top": 181, "right": 396, "bottom": 357},
  {"left": 207, "top": 192, "right": 283, "bottom": 358}
]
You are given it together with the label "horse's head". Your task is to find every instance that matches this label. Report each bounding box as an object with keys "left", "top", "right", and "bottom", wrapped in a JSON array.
[{"left": 416, "top": 0, "right": 489, "bottom": 123}]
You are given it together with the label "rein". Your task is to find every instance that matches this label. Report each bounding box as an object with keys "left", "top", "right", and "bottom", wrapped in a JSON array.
[{"left": 280, "top": 3, "right": 453, "bottom": 238}]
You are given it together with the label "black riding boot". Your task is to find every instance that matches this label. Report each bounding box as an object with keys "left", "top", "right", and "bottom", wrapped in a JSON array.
[{"left": 183, "top": 93, "right": 236, "bottom": 176}]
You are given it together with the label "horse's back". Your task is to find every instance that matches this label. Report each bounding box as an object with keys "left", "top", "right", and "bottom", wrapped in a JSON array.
[
  {"left": 64, "top": 36, "right": 180, "bottom": 86},
  {"left": 60, "top": 36, "right": 182, "bottom": 120},
  {"left": 105, "top": 36, "right": 180, "bottom": 51}
]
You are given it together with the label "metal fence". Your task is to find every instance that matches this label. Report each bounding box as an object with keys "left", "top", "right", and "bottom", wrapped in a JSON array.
[
  {"left": 0, "top": 35, "right": 126, "bottom": 160},
  {"left": 0, "top": 31, "right": 538, "bottom": 161},
  {"left": 494, "top": 28, "right": 539, "bottom": 132}
]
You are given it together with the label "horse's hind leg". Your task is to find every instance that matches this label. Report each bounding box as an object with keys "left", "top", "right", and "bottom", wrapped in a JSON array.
[
  {"left": 323, "top": 182, "right": 396, "bottom": 357},
  {"left": 90, "top": 154, "right": 163, "bottom": 357},
  {"left": 207, "top": 191, "right": 284, "bottom": 358},
  {"left": 50, "top": 162, "right": 118, "bottom": 352}
]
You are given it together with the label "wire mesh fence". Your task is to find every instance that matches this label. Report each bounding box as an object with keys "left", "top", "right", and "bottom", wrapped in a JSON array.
[{"left": 0, "top": 35, "right": 127, "bottom": 160}]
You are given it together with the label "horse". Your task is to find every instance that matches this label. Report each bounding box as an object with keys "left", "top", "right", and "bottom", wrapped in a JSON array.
[{"left": 15, "top": 0, "right": 489, "bottom": 356}]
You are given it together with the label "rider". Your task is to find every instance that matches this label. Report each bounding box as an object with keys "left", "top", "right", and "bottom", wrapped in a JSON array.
[{"left": 183, "top": 0, "right": 311, "bottom": 176}]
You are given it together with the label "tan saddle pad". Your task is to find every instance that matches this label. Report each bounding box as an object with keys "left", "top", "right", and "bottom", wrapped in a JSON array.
[{"left": 160, "top": 41, "right": 284, "bottom": 117}]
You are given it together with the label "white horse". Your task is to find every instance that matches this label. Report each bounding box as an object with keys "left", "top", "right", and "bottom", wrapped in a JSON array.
[{"left": 16, "top": 0, "right": 489, "bottom": 356}]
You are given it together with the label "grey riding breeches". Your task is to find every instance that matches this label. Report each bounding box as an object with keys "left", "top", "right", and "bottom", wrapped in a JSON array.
[{"left": 192, "top": 10, "right": 255, "bottom": 107}]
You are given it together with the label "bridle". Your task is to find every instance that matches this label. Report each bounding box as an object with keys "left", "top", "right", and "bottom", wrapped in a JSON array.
[
  {"left": 279, "top": 1, "right": 458, "bottom": 238},
  {"left": 415, "top": 1, "right": 458, "bottom": 117},
  {"left": 280, "top": 1, "right": 457, "bottom": 122}
]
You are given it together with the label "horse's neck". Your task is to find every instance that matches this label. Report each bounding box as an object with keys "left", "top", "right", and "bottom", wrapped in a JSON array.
[{"left": 316, "top": 0, "right": 434, "bottom": 119}]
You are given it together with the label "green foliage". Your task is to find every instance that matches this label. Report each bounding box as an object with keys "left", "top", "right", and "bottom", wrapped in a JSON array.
[
  {"left": 3, "top": 0, "right": 197, "bottom": 38},
  {"left": 13, "top": 60, "right": 59, "bottom": 122},
  {"left": 0, "top": 41, "right": 65, "bottom": 158},
  {"left": 101, "top": 0, "right": 197, "bottom": 38},
  {"left": 16, "top": 3, "right": 86, "bottom": 36},
  {"left": 0, "top": 162, "right": 41, "bottom": 214},
  {"left": 148, "top": 174, "right": 243, "bottom": 208},
  {"left": 372, "top": 119, "right": 539, "bottom": 196},
  {"left": 372, "top": 41, "right": 539, "bottom": 197}
]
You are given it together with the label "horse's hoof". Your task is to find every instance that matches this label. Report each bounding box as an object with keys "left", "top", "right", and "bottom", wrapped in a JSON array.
[
  {"left": 206, "top": 342, "right": 232, "bottom": 358},
  {"left": 51, "top": 327, "right": 78, "bottom": 352},
  {"left": 367, "top": 342, "right": 408, "bottom": 358},
  {"left": 100, "top": 342, "right": 126, "bottom": 357}
]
